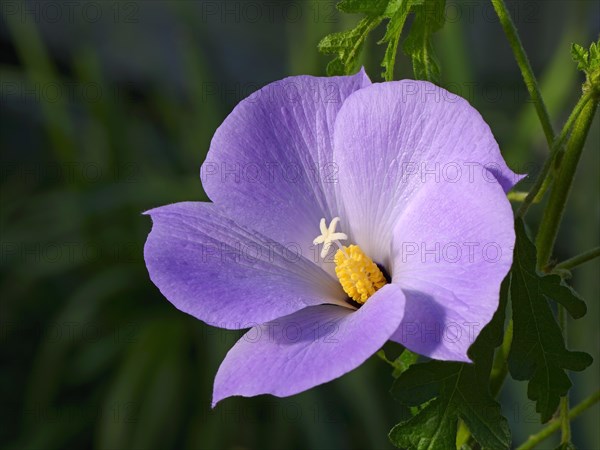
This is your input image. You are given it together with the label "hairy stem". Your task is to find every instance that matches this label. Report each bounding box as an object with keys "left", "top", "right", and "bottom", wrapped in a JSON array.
[
  {"left": 516, "top": 390, "right": 600, "bottom": 450},
  {"left": 558, "top": 307, "right": 571, "bottom": 445},
  {"left": 490, "top": 319, "right": 513, "bottom": 398},
  {"left": 554, "top": 247, "right": 600, "bottom": 271},
  {"left": 507, "top": 191, "right": 529, "bottom": 202},
  {"left": 517, "top": 92, "right": 594, "bottom": 217},
  {"left": 490, "top": 0, "right": 555, "bottom": 147},
  {"left": 535, "top": 98, "right": 598, "bottom": 270}
]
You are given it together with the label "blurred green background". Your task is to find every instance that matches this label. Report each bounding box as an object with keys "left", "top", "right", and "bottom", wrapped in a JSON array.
[{"left": 1, "top": 1, "right": 598, "bottom": 449}]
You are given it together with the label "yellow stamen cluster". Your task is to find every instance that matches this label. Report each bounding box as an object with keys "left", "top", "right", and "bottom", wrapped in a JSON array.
[{"left": 334, "top": 245, "right": 387, "bottom": 304}]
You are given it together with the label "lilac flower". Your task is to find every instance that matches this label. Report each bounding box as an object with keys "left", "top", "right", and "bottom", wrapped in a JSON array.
[{"left": 144, "top": 70, "right": 521, "bottom": 406}]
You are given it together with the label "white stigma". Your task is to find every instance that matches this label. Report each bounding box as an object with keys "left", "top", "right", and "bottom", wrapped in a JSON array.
[{"left": 312, "top": 217, "right": 348, "bottom": 259}]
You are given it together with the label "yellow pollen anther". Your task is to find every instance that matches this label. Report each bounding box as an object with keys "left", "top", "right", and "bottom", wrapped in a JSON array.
[{"left": 334, "top": 245, "right": 387, "bottom": 304}]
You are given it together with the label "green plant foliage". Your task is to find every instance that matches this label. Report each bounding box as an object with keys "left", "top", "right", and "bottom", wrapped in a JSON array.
[
  {"left": 388, "top": 280, "right": 511, "bottom": 450},
  {"left": 3, "top": 0, "right": 599, "bottom": 448},
  {"left": 571, "top": 40, "right": 600, "bottom": 75},
  {"left": 508, "top": 219, "right": 593, "bottom": 423},
  {"left": 317, "top": 0, "right": 388, "bottom": 76},
  {"left": 571, "top": 39, "right": 600, "bottom": 96},
  {"left": 377, "top": 348, "right": 419, "bottom": 378},
  {"left": 378, "top": 0, "right": 415, "bottom": 80},
  {"left": 318, "top": 0, "right": 445, "bottom": 82},
  {"left": 318, "top": 15, "right": 384, "bottom": 76},
  {"left": 401, "top": 0, "right": 445, "bottom": 84}
]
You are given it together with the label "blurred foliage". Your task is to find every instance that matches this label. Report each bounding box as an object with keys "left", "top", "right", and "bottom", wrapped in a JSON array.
[{"left": 0, "top": 1, "right": 599, "bottom": 449}]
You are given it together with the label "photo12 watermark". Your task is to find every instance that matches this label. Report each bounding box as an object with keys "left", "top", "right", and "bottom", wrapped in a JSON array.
[{"left": 1, "top": 1, "right": 139, "bottom": 24}]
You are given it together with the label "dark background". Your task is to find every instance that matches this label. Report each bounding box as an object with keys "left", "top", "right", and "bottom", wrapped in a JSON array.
[{"left": 1, "top": 1, "right": 598, "bottom": 449}]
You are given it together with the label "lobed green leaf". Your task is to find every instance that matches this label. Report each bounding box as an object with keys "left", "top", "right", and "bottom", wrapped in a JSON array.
[
  {"left": 388, "top": 279, "right": 511, "bottom": 449},
  {"left": 318, "top": 0, "right": 445, "bottom": 81},
  {"left": 318, "top": 16, "right": 384, "bottom": 76},
  {"left": 508, "top": 219, "right": 593, "bottom": 423},
  {"left": 337, "top": 0, "right": 391, "bottom": 15},
  {"left": 379, "top": 0, "right": 414, "bottom": 80},
  {"left": 571, "top": 39, "right": 600, "bottom": 75},
  {"left": 402, "top": 0, "right": 446, "bottom": 84}
]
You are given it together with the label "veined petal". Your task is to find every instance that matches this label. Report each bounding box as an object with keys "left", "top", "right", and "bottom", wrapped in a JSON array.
[
  {"left": 389, "top": 173, "right": 515, "bottom": 361},
  {"left": 212, "top": 283, "right": 406, "bottom": 406},
  {"left": 144, "top": 202, "right": 347, "bottom": 329},
  {"left": 333, "top": 80, "right": 523, "bottom": 265},
  {"left": 201, "top": 71, "right": 371, "bottom": 265}
]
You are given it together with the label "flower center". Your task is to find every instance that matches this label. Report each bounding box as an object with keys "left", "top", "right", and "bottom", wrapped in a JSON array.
[
  {"left": 313, "top": 217, "right": 387, "bottom": 304},
  {"left": 334, "top": 245, "right": 387, "bottom": 304}
]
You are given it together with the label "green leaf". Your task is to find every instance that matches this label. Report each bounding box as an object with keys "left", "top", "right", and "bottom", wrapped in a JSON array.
[
  {"left": 337, "top": 0, "right": 391, "bottom": 14},
  {"left": 378, "top": 347, "right": 420, "bottom": 378},
  {"left": 513, "top": 221, "right": 587, "bottom": 319},
  {"left": 317, "top": 0, "right": 448, "bottom": 80},
  {"left": 389, "top": 278, "right": 511, "bottom": 450},
  {"left": 402, "top": 0, "right": 446, "bottom": 83},
  {"left": 379, "top": 0, "right": 414, "bottom": 81},
  {"left": 571, "top": 39, "right": 600, "bottom": 75},
  {"left": 571, "top": 43, "right": 589, "bottom": 71},
  {"left": 390, "top": 396, "right": 455, "bottom": 450},
  {"left": 318, "top": 15, "right": 384, "bottom": 76},
  {"left": 317, "top": 0, "right": 394, "bottom": 76},
  {"left": 590, "top": 41, "right": 600, "bottom": 68},
  {"left": 508, "top": 219, "right": 593, "bottom": 423},
  {"left": 392, "top": 349, "right": 420, "bottom": 377}
]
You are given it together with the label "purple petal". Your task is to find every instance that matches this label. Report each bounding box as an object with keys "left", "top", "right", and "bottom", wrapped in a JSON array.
[
  {"left": 333, "top": 80, "right": 523, "bottom": 265},
  {"left": 144, "top": 202, "right": 347, "bottom": 329},
  {"left": 201, "top": 70, "right": 371, "bottom": 263},
  {"left": 389, "top": 173, "right": 515, "bottom": 362},
  {"left": 212, "top": 283, "right": 405, "bottom": 405}
]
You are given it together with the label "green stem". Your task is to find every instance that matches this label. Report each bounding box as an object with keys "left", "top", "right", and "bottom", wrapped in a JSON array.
[
  {"left": 376, "top": 350, "right": 394, "bottom": 368},
  {"left": 531, "top": 175, "right": 552, "bottom": 205},
  {"left": 490, "top": 0, "right": 555, "bottom": 147},
  {"left": 490, "top": 319, "right": 513, "bottom": 398},
  {"left": 554, "top": 247, "right": 600, "bottom": 271},
  {"left": 535, "top": 98, "right": 598, "bottom": 270},
  {"left": 516, "top": 390, "right": 600, "bottom": 450},
  {"left": 507, "top": 191, "right": 529, "bottom": 202},
  {"left": 558, "top": 307, "right": 571, "bottom": 445},
  {"left": 463, "top": 324, "right": 513, "bottom": 450},
  {"left": 559, "top": 392, "right": 571, "bottom": 445},
  {"left": 517, "top": 92, "right": 593, "bottom": 218}
]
